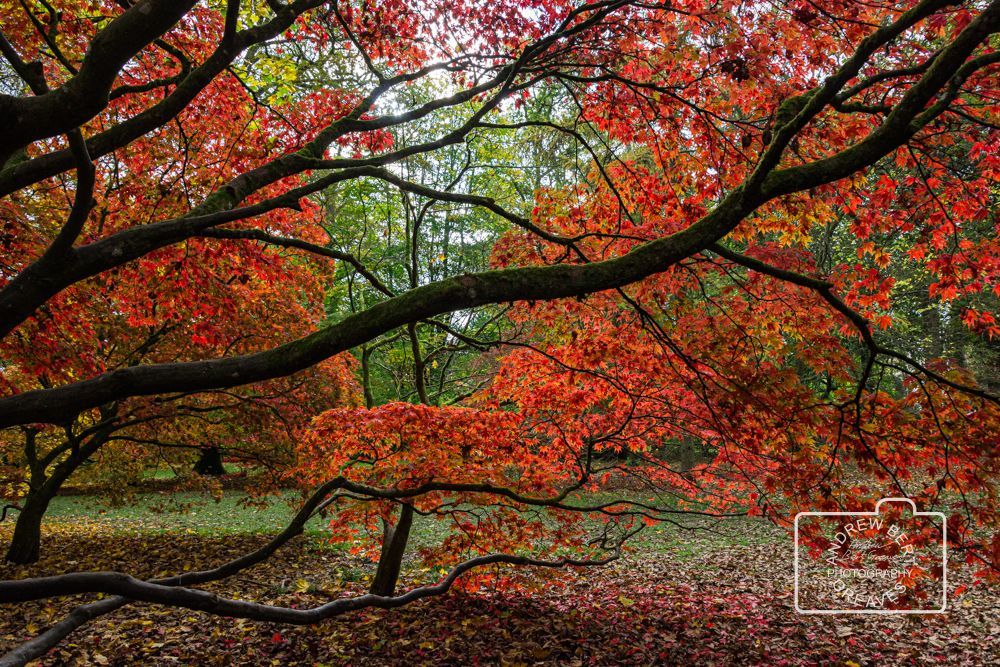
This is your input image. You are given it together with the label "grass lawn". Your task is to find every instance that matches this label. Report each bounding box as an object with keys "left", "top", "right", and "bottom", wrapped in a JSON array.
[
  {"left": 40, "top": 488, "right": 782, "bottom": 557},
  {"left": 44, "top": 490, "right": 319, "bottom": 537}
]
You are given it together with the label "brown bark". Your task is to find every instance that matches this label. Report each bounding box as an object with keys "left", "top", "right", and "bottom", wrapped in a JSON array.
[{"left": 369, "top": 503, "right": 415, "bottom": 597}]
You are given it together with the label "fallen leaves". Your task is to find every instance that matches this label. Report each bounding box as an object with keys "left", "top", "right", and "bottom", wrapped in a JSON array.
[{"left": 0, "top": 521, "right": 996, "bottom": 666}]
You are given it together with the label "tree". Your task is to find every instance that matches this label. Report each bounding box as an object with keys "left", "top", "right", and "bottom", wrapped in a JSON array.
[
  {"left": 0, "top": 0, "right": 998, "bottom": 663},
  {"left": 0, "top": 0, "right": 360, "bottom": 563}
]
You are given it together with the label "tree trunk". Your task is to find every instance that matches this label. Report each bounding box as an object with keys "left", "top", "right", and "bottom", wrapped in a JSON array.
[
  {"left": 369, "top": 503, "right": 414, "bottom": 596},
  {"left": 679, "top": 438, "right": 697, "bottom": 472},
  {"left": 407, "top": 323, "right": 429, "bottom": 404},
  {"left": 194, "top": 446, "right": 226, "bottom": 476},
  {"left": 361, "top": 346, "right": 375, "bottom": 409},
  {"left": 5, "top": 421, "right": 113, "bottom": 563},
  {"left": 4, "top": 489, "right": 53, "bottom": 564}
]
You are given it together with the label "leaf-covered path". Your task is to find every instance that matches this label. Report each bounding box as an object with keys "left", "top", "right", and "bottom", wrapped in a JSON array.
[{"left": 1, "top": 520, "right": 995, "bottom": 666}]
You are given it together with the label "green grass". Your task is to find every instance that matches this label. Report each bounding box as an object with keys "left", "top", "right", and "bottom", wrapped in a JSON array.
[
  {"left": 41, "top": 488, "right": 783, "bottom": 559},
  {"left": 139, "top": 463, "right": 249, "bottom": 480},
  {"left": 45, "top": 491, "right": 320, "bottom": 536}
]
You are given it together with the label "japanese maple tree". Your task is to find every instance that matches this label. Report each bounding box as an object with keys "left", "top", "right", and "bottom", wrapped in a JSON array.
[
  {"left": 0, "top": 0, "right": 360, "bottom": 564},
  {"left": 0, "top": 0, "right": 997, "bottom": 663}
]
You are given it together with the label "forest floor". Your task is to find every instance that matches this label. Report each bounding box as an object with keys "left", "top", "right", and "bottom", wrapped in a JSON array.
[{"left": 1, "top": 491, "right": 997, "bottom": 666}]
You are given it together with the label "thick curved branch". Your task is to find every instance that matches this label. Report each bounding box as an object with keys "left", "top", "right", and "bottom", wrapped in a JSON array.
[
  {"left": 0, "top": 597, "right": 127, "bottom": 667},
  {"left": 0, "top": 191, "right": 749, "bottom": 427},
  {"left": 761, "top": 0, "right": 1000, "bottom": 199},
  {"left": 44, "top": 131, "right": 95, "bottom": 257},
  {"left": 0, "top": 0, "right": 199, "bottom": 161},
  {"left": 0, "top": 0, "right": 328, "bottom": 196},
  {"left": 0, "top": 550, "right": 620, "bottom": 620},
  {"left": 745, "top": 0, "right": 956, "bottom": 196},
  {"left": 0, "top": 166, "right": 364, "bottom": 338},
  {"left": 328, "top": 477, "right": 739, "bottom": 520}
]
